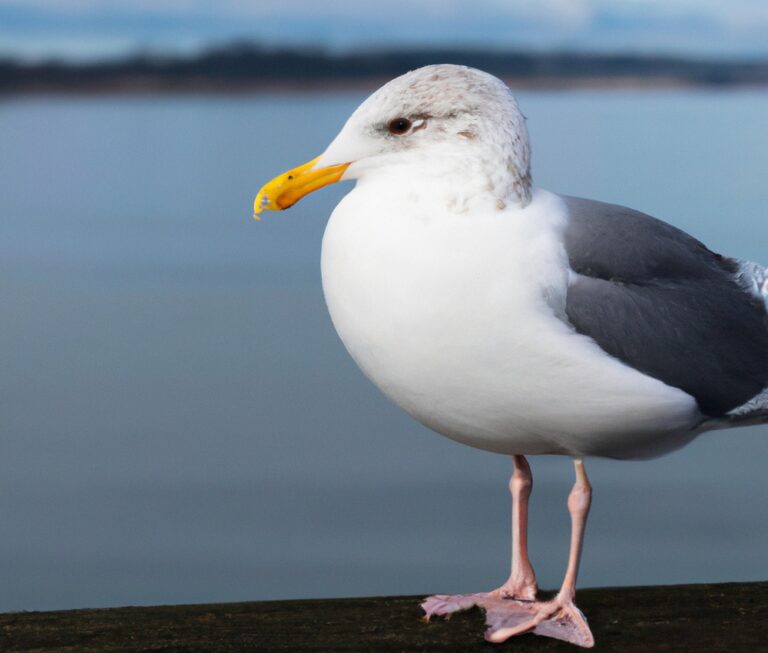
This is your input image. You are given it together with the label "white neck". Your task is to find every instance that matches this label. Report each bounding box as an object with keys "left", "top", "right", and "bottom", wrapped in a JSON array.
[{"left": 351, "top": 143, "right": 532, "bottom": 215}]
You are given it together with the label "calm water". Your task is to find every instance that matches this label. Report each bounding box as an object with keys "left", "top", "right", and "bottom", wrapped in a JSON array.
[{"left": 1, "top": 89, "right": 767, "bottom": 612}]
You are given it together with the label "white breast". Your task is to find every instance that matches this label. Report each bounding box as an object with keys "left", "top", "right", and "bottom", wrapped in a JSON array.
[{"left": 321, "top": 182, "right": 701, "bottom": 460}]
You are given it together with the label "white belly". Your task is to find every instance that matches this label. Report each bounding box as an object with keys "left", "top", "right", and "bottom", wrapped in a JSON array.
[{"left": 320, "top": 185, "right": 701, "bottom": 459}]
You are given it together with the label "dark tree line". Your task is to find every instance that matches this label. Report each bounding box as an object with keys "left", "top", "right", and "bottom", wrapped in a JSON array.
[{"left": 2, "top": 43, "right": 767, "bottom": 94}]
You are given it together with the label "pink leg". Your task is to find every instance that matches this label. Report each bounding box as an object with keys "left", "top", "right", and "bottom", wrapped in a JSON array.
[
  {"left": 486, "top": 458, "right": 594, "bottom": 647},
  {"left": 422, "top": 456, "right": 536, "bottom": 616},
  {"left": 422, "top": 458, "right": 595, "bottom": 648},
  {"left": 497, "top": 455, "right": 538, "bottom": 600}
]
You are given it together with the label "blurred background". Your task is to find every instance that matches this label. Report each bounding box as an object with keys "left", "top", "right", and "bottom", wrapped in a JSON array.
[{"left": 1, "top": 1, "right": 767, "bottom": 613}]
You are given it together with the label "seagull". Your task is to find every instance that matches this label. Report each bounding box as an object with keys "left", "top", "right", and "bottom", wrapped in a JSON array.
[{"left": 253, "top": 64, "right": 768, "bottom": 648}]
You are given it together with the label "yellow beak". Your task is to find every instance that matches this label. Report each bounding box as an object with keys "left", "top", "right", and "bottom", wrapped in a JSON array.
[{"left": 253, "top": 156, "right": 350, "bottom": 218}]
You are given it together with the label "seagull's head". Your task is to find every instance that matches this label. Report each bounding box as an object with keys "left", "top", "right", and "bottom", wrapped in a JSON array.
[{"left": 254, "top": 64, "right": 532, "bottom": 217}]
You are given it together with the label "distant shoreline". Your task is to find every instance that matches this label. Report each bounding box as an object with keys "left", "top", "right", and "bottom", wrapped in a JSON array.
[
  {"left": 4, "top": 76, "right": 763, "bottom": 98},
  {"left": 3, "top": 44, "right": 768, "bottom": 97}
]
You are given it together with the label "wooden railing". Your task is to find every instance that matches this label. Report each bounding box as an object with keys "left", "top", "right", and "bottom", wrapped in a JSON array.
[{"left": 1, "top": 580, "right": 766, "bottom": 651}]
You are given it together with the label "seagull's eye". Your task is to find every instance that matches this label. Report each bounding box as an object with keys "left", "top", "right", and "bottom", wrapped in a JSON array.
[{"left": 388, "top": 117, "right": 412, "bottom": 136}]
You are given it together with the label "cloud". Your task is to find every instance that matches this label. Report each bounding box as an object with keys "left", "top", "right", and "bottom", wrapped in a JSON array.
[{"left": 2, "top": 0, "right": 768, "bottom": 60}]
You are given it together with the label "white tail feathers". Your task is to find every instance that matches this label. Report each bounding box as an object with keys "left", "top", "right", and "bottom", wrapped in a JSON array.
[
  {"left": 725, "top": 260, "right": 768, "bottom": 420},
  {"left": 735, "top": 259, "right": 768, "bottom": 309},
  {"left": 727, "top": 386, "right": 768, "bottom": 418}
]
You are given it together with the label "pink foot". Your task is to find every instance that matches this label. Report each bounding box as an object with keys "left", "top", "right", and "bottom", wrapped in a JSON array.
[
  {"left": 421, "top": 592, "right": 594, "bottom": 648},
  {"left": 494, "top": 577, "right": 538, "bottom": 602},
  {"left": 421, "top": 592, "right": 487, "bottom": 619},
  {"left": 485, "top": 593, "right": 594, "bottom": 648}
]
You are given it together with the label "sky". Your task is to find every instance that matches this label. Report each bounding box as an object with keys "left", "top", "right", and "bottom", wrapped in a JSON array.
[{"left": 2, "top": 0, "right": 768, "bottom": 62}]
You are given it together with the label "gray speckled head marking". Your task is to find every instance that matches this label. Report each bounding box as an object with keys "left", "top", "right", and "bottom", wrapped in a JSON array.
[{"left": 318, "top": 64, "right": 532, "bottom": 207}]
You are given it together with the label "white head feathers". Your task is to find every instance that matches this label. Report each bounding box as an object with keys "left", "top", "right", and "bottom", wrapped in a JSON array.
[{"left": 318, "top": 64, "right": 533, "bottom": 207}]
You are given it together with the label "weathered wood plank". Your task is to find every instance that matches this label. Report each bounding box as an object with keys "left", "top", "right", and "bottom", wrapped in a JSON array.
[{"left": 1, "top": 581, "right": 766, "bottom": 652}]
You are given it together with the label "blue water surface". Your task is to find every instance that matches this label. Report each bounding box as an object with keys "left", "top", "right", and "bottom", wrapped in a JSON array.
[{"left": 0, "top": 88, "right": 766, "bottom": 611}]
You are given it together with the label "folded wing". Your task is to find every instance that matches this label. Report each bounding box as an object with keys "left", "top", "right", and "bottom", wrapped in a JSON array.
[{"left": 562, "top": 195, "right": 768, "bottom": 418}]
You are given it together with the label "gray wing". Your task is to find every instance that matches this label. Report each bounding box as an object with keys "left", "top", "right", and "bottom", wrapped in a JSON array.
[{"left": 563, "top": 195, "right": 768, "bottom": 417}]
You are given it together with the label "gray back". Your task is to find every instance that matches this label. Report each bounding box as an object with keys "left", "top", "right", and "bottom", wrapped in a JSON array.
[{"left": 563, "top": 195, "right": 768, "bottom": 417}]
